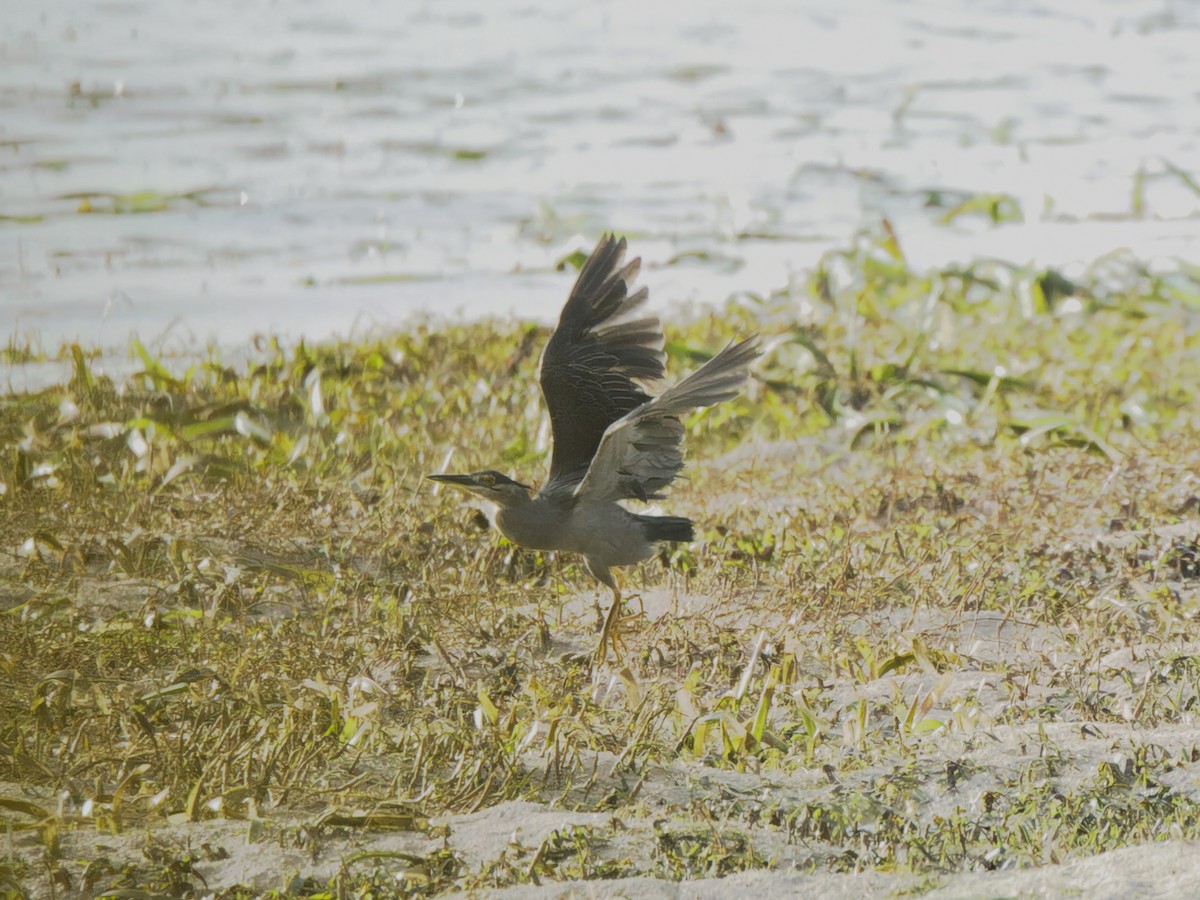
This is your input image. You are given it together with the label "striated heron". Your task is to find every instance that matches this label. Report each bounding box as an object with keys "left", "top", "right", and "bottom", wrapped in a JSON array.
[{"left": 429, "top": 234, "right": 759, "bottom": 663}]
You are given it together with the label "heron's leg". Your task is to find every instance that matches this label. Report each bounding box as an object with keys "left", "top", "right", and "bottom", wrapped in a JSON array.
[
  {"left": 585, "top": 558, "right": 627, "bottom": 665},
  {"left": 596, "top": 585, "right": 627, "bottom": 665}
]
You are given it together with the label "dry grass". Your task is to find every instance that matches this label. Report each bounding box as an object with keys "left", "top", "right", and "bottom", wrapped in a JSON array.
[{"left": 3, "top": 228, "right": 1200, "bottom": 896}]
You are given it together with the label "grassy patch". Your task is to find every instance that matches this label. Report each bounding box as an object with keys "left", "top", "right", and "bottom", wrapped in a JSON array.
[{"left": 3, "top": 226, "right": 1200, "bottom": 894}]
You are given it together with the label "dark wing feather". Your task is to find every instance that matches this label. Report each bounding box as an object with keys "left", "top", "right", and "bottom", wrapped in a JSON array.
[{"left": 539, "top": 235, "right": 665, "bottom": 487}]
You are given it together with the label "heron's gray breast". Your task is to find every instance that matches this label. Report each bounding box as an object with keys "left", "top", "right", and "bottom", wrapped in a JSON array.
[{"left": 494, "top": 498, "right": 572, "bottom": 552}]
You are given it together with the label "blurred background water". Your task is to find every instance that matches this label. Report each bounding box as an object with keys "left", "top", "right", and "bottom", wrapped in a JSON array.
[{"left": 1, "top": 0, "right": 1198, "bottom": 371}]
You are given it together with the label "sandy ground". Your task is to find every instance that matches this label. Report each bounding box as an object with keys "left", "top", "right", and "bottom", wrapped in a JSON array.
[
  {"left": 9, "top": 568, "right": 1200, "bottom": 898},
  {"left": 487, "top": 837, "right": 1200, "bottom": 899},
  {"left": 8, "top": 795, "right": 1199, "bottom": 898}
]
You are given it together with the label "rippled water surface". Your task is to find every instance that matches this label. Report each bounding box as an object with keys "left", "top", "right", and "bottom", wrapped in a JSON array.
[{"left": 2, "top": 0, "right": 1198, "bottom": 361}]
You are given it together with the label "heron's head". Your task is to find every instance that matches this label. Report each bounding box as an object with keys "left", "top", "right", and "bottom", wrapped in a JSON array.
[{"left": 427, "top": 470, "right": 533, "bottom": 507}]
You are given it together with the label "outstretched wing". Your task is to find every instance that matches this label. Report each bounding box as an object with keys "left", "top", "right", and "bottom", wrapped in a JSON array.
[
  {"left": 539, "top": 235, "right": 666, "bottom": 488},
  {"left": 574, "top": 337, "right": 761, "bottom": 503}
]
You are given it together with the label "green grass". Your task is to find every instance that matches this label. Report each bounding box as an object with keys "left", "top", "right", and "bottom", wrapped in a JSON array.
[{"left": 3, "top": 225, "right": 1200, "bottom": 895}]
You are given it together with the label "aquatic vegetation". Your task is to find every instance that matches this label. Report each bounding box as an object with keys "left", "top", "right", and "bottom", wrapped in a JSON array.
[{"left": 2, "top": 228, "right": 1200, "bottom": 894}]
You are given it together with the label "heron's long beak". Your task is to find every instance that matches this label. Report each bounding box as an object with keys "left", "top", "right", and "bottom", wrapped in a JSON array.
[{"left": 427, "top": 473, "right": 479, "bottom": 489}]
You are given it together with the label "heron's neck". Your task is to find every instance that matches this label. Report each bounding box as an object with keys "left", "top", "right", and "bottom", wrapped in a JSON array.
[{"left": 493, "top": 489, "right": 537, "bottom": 511}]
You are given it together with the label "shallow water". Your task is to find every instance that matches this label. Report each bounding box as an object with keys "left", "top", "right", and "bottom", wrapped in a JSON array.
[{"left": 1, "top": 0, "right": 1198, "bottom": 363}]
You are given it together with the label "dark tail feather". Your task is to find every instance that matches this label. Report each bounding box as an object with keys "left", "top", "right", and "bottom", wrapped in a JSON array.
[{"left": 640, "top": 514, "right": 694, "bottom": 545}]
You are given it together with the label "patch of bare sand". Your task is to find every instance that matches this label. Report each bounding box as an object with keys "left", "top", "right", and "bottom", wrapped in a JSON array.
[
  {"left": 15, "top": 788, "right": 1200, "bottom": 899},
  {"left": 5, "top": 798, "right": 615, "bottom": 897},
  {"left": 483, "top": 839, "right": 1200, "bottom": 899}
]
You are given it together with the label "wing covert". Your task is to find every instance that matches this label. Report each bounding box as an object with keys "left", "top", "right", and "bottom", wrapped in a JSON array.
[{"left": 574, "top": 336, "right": 761, "bottom": 504}]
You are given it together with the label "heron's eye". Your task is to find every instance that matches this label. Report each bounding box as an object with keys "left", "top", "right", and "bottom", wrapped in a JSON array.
[{"left": 479, "top": 474, "right": 496, "bottom": 487}]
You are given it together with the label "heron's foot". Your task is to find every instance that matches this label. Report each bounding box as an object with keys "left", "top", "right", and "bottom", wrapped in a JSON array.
[
  {"left": 593, "top": 595, "right": 643, "bottom": 666},
  {"left": 594, "top": 601, "right": 625, "bottom": 665}
]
